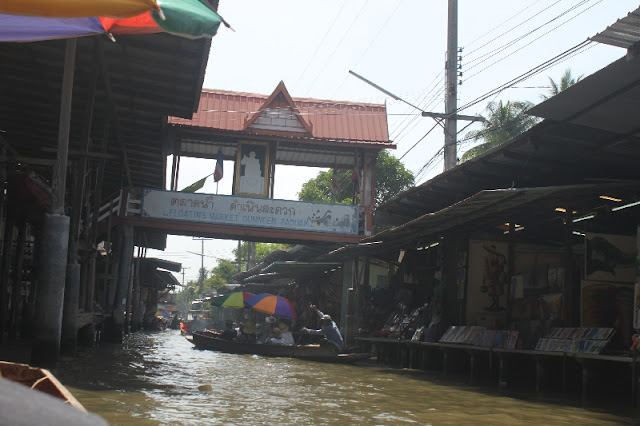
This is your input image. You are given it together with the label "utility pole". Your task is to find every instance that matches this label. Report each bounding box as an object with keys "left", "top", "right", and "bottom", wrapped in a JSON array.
[
  {"left": 181, "top": 267, "right": 191, "bottom": 286},
  {"left": 444, "top": 0, "right": 458, "bottom": 171},
  {"left": 191, "top": 237, "right": 213, "bottom": 293},
  {"left": 349, "top": 0, "right": 484, "bottom": 175}
]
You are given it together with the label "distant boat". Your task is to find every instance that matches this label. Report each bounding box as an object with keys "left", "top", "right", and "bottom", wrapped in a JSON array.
[
  {"left": 0, "top": 361, "right": 85, "bottom": 411},
  {"left": 188, "top": 330, "right": 372, "bottom": 364}
]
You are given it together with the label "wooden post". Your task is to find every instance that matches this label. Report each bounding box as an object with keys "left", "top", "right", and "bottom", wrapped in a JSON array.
[
  {"left": 51, "top": 38, "right": 76, "bottom": 215},
  {"left": 564, "top": 209, "right": 574, "bottom": 325},
  {"left": 32, "top": 38, "right": 75, "bottom": 363},
  {"left": 0, "top": 208, "right": 16, "bottom": 343},
  {"left": 8, "top": 216, "right": 26, "bottom": 341},
  {"left": 505, "top": 222, "right": 515, "bottom": 326}
]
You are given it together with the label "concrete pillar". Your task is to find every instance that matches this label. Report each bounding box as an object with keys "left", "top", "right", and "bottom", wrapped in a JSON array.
[
  {"left": 78, "top": 255, "right": 88, "bottom": 310},
  {"left": 32, "top": 213, "right": 70, "bottom": 364},
  {"left": 131, "top": 257, "right": 142, "bottom": 331},
  {"left": 340, "top": 260, "right": 354, "bottom": 344},
  {"left": 85, "top": 251, "right": 96, "bottom": 313},
  {"left": 61, "top": 262, "right": 80, "bottom": 356},
  {"left": 105, "top": 224, "right": 133, "bottom": 342}
]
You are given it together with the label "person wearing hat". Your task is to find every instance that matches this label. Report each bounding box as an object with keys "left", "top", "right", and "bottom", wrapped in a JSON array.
[
  {"left": 265, "top": 327, "right": 286, "bottom": 345},
  {"left": 234, "top": 321, "right": 257, "bottom": 343},
  {"left": 302, "top": 305, "right": 345, "bottom": 351},
  {"left": 277, "top": 320, "right": 294, "bottom": 345},
  {"left": 258, "top": 315, "right": 277, "bottom": 343}
]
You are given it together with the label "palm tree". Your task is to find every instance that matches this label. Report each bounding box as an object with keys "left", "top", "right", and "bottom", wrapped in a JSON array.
[
  {"left": 543, "top": 68, "right": 583, "bottom": 99},
  {"left": 461, "top": 100, "right": 538, "bottom": 162}
]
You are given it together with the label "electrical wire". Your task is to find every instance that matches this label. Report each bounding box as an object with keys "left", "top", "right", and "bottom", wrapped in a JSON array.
[
  {"left": 303, "top": 0, "right": 372, "bottom": 96},
  {"left": 465, "top": 0, "right": 590, "bottom": 69},
  {"left": 398, "top": 122, "right": 440, "bottom": 160},
  {"left": 456, "top": 39, "right": 592, "bottom": 114},
  {"left": 293, "top": 1, "right": 349, "bottom": 93},
  {"left": 463, "top": 0, "right": 554, "bottom": 51},
  {"left": 465, "top": 0, "right": 602, "bottom": 81},
  {"left": 330, "top": 0, "right": 407, "bottom": 98},
  {"left": 464, "top": 0, "right": 566, "bottom": 61}
]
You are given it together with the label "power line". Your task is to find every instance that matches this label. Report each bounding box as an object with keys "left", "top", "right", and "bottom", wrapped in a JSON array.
[
  {"left": 398, "top": 122, "right": 440, "bottom": 161},
  {"left": 330, "top": 0, "right": 407, "bottom": 98},
  {"left": 303, "top": 0, "right": 372, "bottom": 96},
  {"left": 464, "top": 0, "right": 565, "bottom": 60},
  {"left": 463, "top": 0, "right": 553, "bottom": 51},
  {"left": 464, "top": 0, "right": 602, "bottom": 81},
  {"left": 294, "top": 1, "right": 349, "bottom": 93},
  {"left": 456, "top": 39, "right": 592, "bottom": 114}
]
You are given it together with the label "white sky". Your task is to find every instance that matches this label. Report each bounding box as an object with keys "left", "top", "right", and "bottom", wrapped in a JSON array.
[{"left": 148, "top": 0, "right": 638, "bottom": 283}]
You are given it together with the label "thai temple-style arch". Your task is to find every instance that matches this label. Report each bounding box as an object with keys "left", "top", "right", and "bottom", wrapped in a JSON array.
[{"left": 137, "top": 81, "right": 396, "bottom": 244}]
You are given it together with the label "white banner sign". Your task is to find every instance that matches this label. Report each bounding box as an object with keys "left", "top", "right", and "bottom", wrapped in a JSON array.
[{"left": 141, "top": 189, "right": 360, "bottom": 235}]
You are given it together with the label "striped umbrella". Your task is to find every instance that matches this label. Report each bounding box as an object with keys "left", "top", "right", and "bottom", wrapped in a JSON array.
[
  {"left": 245, "top": 294, "right": 297, "bottom": 321},
  {"left": 211, "top": 292, "right": 254, "bottom": 309},
  {"left": 0, "top": 0, "right": 225, "bottom": 42}
]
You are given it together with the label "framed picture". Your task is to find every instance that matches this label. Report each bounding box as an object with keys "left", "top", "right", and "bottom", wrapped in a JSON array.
[{"left": 234, "top": 141, "right": 270, "bottom": 198}]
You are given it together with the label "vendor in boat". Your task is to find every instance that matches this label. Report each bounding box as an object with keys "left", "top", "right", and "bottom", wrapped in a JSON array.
[
  {"left": 258, "top": 315, "right": 277, "bottom": 343},
  {"left": 302, "top": 305, "right": 345, "bottom": 351},
  {"left": 265, "top": 327, "right": 287, "bottom": 345},
  {"left": 235, "top": 321, "right": 257, "bottom": 343},
  {"left": 278, "top": 320, "right": 295, "bottom": 345},
  {"left": 220, "top": 319, "right": 238, "bottom": 341}
]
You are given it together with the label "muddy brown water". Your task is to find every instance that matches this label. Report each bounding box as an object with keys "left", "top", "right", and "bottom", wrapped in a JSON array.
[{"left": 52, "top": 331, "right": 637, "bottom": 425}]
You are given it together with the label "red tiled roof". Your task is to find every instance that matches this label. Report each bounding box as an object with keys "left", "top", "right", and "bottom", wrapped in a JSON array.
[{"left": 168, "top": 83, "right": 390, "bottom": 143}]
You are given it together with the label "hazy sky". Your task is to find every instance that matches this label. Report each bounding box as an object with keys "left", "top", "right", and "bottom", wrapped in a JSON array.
[{"left": 148, "top": 0, "right": 638, "bottom": 283}]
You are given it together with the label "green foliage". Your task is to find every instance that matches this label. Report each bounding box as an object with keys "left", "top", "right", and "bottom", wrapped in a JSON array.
[
  {"left": 461, "top": 100, "right": 539, "bottom": 162},
  {"left": 374, "top": 151, "right": 414, "bottom": 206},
  {"left": 175, "top": 283, "right": 197, "bottom": 314},
  {"left": 298, "top": 151, "right": 414, "bottom": 207},
  {"left": 543, "top": 68, "right": 583, "bottom": 100},
  {"left": 233, "top": 242, "right": 292, "bottom": 265},
  {"left": 209, "top": 258, "right": 238, "bottom": 284},
  {"left": 298, "top": 169, "right": 353, "bottom": 204}
]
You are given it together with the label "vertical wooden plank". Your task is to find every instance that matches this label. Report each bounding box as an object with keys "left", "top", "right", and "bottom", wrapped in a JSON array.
[
  {"left": 0, "top": 208, "right": 15, "bottom": 343},
  {"left": 51, "top": 38, "right": 77, "bottom": 215},
  {"left": 8, "top": 216, "right": 26, "bottom": 341}
]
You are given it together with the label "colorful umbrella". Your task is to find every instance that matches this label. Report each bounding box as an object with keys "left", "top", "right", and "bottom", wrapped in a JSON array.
[
  {"left": 0, "top": 0, "right": 225, "bottom": 42},
  {"left": 1, "top": 0, "right": 159, "bottom": 19},
  {"left": 211, "top": 292, "right": 254, "bottom": 309},
  {"left": 155, "top": 309, "right": 171, "bottom": 318},
  {"left": 245, "top": 294, "right": 298, "bottom": 321}
]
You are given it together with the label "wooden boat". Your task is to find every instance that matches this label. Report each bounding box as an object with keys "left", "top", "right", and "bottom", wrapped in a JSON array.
[
  {"left": 189, "top": 330, "right": 372, "bottom": 364},
  {"left": 0, "top": 361, "right": 85, "bottom": 411}
]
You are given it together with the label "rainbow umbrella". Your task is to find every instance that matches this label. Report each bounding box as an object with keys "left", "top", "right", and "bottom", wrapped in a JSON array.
[
  {"left": 0, "top": 0, "right": 225, "bottom": 42},
  {"left": 0, "top": 0, "right": 158, "bottom": 19},
  {"left": 245, "top": 294, "right": 297, "bottom": 321},
  {"left": 211, "top": 292, "right": 254, "bottom": 309}
]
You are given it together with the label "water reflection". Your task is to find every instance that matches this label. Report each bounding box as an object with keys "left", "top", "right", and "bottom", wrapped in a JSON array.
[{"left": 54, "top": 332, "right": 635, "bottom": 425}]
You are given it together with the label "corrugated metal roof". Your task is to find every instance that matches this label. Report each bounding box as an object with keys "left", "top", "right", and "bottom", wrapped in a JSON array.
[
  {"left": 261, "top": 261, "right": 342, "bottom": 275},
  {"left": 528, "top": 57, "right": 640, "bottom": 134},
  {"left": 0, "top": 33, "right": 211, "bottom": 197},
  {"left": 590, "top": 7, "right": 640, "bottom": 49},
  {"left": 169, "top": 84, "right": 390, "bottom": 143},
  {"left": 367, "top": 182, "right": 640, "bottom": 248}
]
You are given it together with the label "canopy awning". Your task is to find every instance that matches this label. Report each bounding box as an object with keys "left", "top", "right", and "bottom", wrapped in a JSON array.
[
  {"left": 261, "top": 261, "right": 342, "bottom": 275},
  {"left": 155, "top": 269, "right": 181, "bottom": 288},
  {"left": 366, "top": 182, "right": 640, "bottom": 249}
]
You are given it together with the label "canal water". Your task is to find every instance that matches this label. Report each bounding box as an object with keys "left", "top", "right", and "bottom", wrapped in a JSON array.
[{"left": 54, "top": 331, "right": 635, "bottom": 425}]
